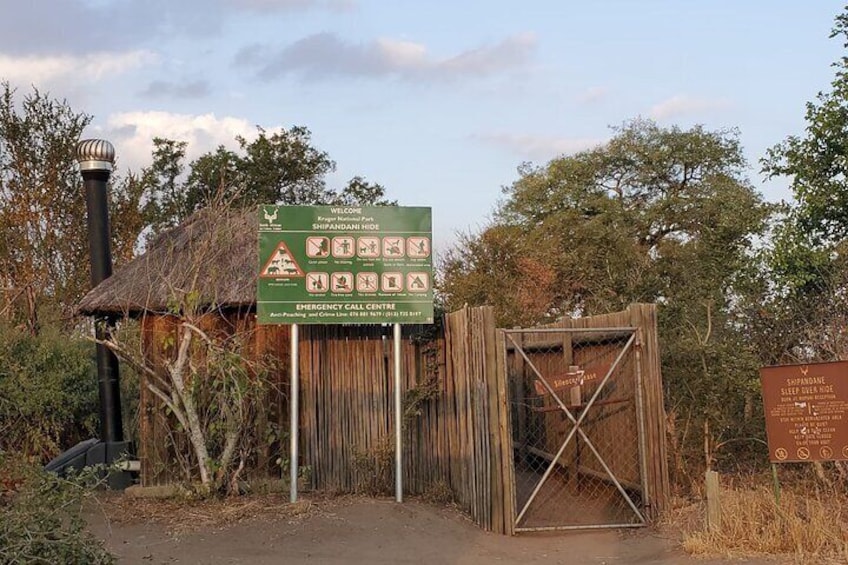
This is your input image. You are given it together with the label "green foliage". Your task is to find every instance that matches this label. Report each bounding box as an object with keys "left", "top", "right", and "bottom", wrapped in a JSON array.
[
  {"left": 762, "top": 10, "right": 848, "bottom": 245},
  {"left": 141, "top": 137, "right": 191, "bottom": 236},
  {"left": 106, "top": 311, "right": 283, "bottom": 493},
  {"left": 440, "top": 119, "right": 771, "bottom": 485},
  {"left": 197, "top": 337, "right": 269, "bottom": 474},
  {"left": 140, "top": 127, "right": 394, "bottom": 234},
  {"left": 0, "top": 83, "right": 90, "bottom": 333},
  {"left": 0, "top": 324, "right": 98, "bottom": 461},
  {"left": 0, "top": 453, "right": 115, "bottom": 564},
  {"left": 0, "top": 84, "right": 146, "bottom": 332},
  {"left": 442, "top": 119, "right": 769, "bottom": 323},
  {"left": 756, "top": 6, "right": 848, "bottom": 366},
  {"left": 659, "top": 301, "right": 767, "bottom": 477},
  {"left": 440, "top": 224, "right": 559, "bottom": 327}
]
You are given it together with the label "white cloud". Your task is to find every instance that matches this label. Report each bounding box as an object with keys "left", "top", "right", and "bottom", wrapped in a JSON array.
[
  {"left": 0, "top": 50, "right": 156, "bottom": 85},
  {"left": 576, "top": 86, "right": 608, "bottom": 104},
  {"left": 237, "top": 32, "right": 537, "bottom": 82},
  {"left": 648, "top": 94, "right": 731, "bottom": 120},
  {"left": 141, "top": 79, "right": 211, "bottom": 99},
  {"left": 228, "top": 0, "right": 355, "bottom": 11},
  {"left": 95, "top": 111, "right": 264, "bottom": 172},
  {"left": 376, "top": 38, "right": 429, "bottom": 68},
  {"left": 475, "top": 132, "right": 604, "bottom": 161}
]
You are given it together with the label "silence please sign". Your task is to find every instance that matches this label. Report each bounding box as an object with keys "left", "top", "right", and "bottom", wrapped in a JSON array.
[
  {"left": 760, "top": 360, "right": 848, "bottom": 463},
  {"left": 257, "top": 205, "right": 434, "bottom": 325}
]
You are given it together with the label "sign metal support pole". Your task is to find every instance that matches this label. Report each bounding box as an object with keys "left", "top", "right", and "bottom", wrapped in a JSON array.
[
  {"left": 290, "top": 323, "right": 299, "bottom": 503},
  {"left": 394, "top": 323, "right": 403, "bottom": 503}
]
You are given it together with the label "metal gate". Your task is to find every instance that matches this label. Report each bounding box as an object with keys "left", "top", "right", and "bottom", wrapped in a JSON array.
[{"left": 504, "top": 327, "right": 649, "bottom": 532}]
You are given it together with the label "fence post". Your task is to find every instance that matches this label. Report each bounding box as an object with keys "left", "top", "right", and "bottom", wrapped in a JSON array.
[{"left": 705, "top": 469, "right": 721, "bottom": 531}]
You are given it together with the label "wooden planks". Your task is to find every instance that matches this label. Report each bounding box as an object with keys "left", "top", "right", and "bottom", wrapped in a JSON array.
[
  {"left": 434, "top": 306, "right": 513, "bottom": 533},
  {"left": 629, "top": 303, "right": 670, "bottom": 518}
]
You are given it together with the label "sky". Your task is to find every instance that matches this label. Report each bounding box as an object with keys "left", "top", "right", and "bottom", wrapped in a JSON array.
[{"left": 1, "top": 0, "right": 846, "bottom": 253}]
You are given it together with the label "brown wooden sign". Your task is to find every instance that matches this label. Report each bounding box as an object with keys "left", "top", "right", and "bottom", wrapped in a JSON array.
[{"left": 760, "top": 360, "right": 848, "bottom": 463}]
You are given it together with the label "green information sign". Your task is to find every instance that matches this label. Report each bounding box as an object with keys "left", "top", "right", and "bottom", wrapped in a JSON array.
[{"left": 257, "top": 205, "right": 434, "bottom": 325}]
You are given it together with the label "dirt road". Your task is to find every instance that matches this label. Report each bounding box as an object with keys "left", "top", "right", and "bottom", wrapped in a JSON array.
[{"left": 88, "top": 496, "right": 778, "bottom": 564}]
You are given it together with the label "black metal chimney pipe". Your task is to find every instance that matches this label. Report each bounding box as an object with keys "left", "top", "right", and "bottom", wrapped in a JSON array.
[{"left": 76, "top": 139, "right": 123, "bottom": 444}]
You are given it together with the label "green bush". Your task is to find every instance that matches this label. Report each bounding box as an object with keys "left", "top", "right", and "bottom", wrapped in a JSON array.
[
  {"left": 0, "top": 453, "right": 115, "bottom": 564},
  {"left": 0, "top": 325, "right": 99, "bottom": 460}
]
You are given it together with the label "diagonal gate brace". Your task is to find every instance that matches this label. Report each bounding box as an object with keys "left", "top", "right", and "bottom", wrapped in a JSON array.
[{"left": 507, "top": 331, "right": 645, "bottom": 528}]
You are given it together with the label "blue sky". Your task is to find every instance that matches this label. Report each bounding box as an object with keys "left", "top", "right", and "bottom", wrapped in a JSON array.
[{"left": 1, "top": 1, "right": 845, "bottom": 252}]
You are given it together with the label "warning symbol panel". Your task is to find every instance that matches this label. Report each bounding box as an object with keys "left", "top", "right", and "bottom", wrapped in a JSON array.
[
  {"left": 306, "top": 236, "right": 330, "bottom": 258},
  {"left": 331, "top": 272, "right": 353, "bottom": 293},
  {"left": 382, "top": 237, "right": 405, "bottom": 259},
  {"left": 260, "top": 242, "right": 305, "bottom": 278},
  {"left": 406, "top": 272, "right": 430, "bottom": 292},
  {"left": 306, "top": 272, "right": 329, "bottom": 293},
  {"left": 356, "top": 272, "right": 378, "bottom": 293},
  {"left": 357, "top": 237, "right": 380, "bottom": 259},
  {"left": 381, "top": 272, "right": 403, "bottom": 292},
  {"left": 406, "top": 237, "right": 430, "bottom": 258},
  {"left": 332, "top": 237, "right": 355, "bottom": 258}
]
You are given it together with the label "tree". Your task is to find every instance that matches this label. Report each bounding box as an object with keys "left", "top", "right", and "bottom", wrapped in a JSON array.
[
  {"left": 0, "top": 84, "right": 144, "bottom": 333},
  {"left": 140, "top": 138, "right": 190, "bottom": 236},
  {"left": 440, "top": 119, "right": 771, "bottom": 480},
  {"left": 142, "top": 127, "right": 394, "bottom": 233},
  {"left": 763, "top": 8, "right": 848, "bottom": 245},
  {"left": 758, "top": 6, "right": 848, "bottom": 364},
  {"left": 440, "top": 224, "right": 558, "bottom": 328},
  {"left": 443, "top": 119, "right": 768, "bottom": 323}
]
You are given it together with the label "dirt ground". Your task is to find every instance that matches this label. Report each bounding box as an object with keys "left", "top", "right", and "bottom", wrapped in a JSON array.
[{"left": 85, "top": 494, "right": 786, "bottom": 565}]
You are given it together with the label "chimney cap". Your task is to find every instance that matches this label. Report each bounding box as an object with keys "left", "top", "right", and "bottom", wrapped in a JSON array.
[{"left": 76, "top": 139, "right": 115, "bottom": 172}]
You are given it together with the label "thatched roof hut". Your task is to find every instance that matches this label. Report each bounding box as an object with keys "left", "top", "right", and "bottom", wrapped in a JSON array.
[{"left": 78, "top": 207, "right": 257, "bottom": 316}]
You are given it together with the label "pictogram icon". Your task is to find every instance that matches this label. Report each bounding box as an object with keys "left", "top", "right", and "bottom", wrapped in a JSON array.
[
  {"left": 332, "top": 236, "right": 355, "bottom": 258},
  {"left": 356, "top": 272, "right": 378, "bottom": 292},
  {"left": 260, "top": 242, "right": 304, "bottom": 278},
  {"left": 306, "top": 272, "right": 329, "bottom": 293},
  {"left": 406, "top": 237, "right": 430, "bottom": 258},
  {"left": 331, "top": 272, "right": 353, "bottom": 293},
  {"left": 406, "top": 272, "right": 430, "bottom": 292},
  {"left": 381, "top": 272, "right": 403, "bottom": 292},
  {"left": 357, "top": 237, "right": 380, "bottom": 258},
  {"left": 382, "top": 237, "right": 404, "bottom": 258},
  {"left": 306, "top": 236, "right": 330, "bottom": 258}
]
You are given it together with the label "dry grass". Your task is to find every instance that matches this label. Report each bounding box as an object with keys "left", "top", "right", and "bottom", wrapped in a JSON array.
[
  {"left": 672, "top": 483, "right": 848, "bottom": 564},
  {"left": 421, "top": 479, "right": 455, "bottom": 505}
]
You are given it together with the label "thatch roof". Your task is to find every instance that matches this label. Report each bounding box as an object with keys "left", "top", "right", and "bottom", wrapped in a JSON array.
[{"left": 77, "top": 207, "right": 258, "bottom": 316}]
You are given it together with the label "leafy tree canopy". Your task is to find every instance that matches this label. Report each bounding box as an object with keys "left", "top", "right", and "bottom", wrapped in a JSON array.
[
  {"left": 0, "top": 84, "right": 143, "bottom": 332},
  {"left": 141, "top": 127, "right": 395, "bottom": 234},
  {"left": 442, "top": 119, "right": 769, "bottom": 326},
  {"left": 763, "top": 9, "right": 848, "bottom": 244},
  {"left": 755, "top": 6, "right": 848, "bottom": 364}
]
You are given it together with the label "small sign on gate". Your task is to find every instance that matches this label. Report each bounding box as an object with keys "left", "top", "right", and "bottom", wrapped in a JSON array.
[{"left": 532, "top": 364, "right": 609, "bottom": 397}]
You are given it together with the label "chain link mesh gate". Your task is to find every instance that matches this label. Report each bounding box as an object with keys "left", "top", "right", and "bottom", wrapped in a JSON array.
[{"left": 504, "top": 327, "right": 649, "bottom": 532}]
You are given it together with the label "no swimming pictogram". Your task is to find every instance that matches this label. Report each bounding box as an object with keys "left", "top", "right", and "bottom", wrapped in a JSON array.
[{"left": 260, "top": 242, "right": 305, "bottom": 278}]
